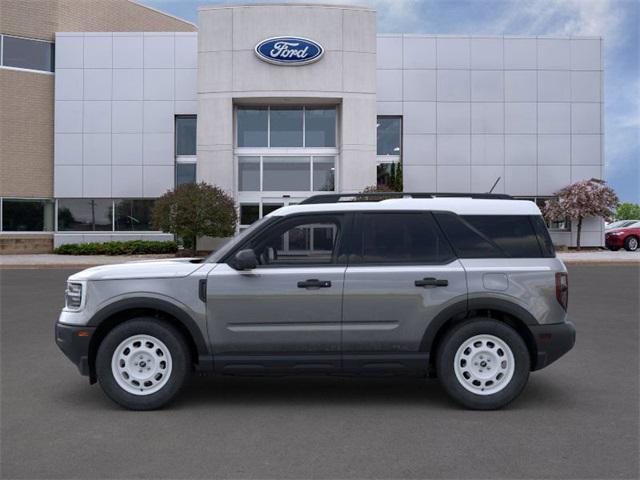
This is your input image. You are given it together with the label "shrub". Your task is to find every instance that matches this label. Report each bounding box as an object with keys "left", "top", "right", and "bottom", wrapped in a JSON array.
[{"left": 54, "top": 240, "right": 178, "bottom": 256}]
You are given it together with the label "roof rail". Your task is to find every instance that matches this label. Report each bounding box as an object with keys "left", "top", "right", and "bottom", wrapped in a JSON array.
[{"left": 299, "top": 192, "right": 513, "bottom": 204}]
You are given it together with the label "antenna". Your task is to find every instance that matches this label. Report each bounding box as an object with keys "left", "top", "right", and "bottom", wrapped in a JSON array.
[{"left": 488, "top": 176, "right": 501, "bottom": 194}]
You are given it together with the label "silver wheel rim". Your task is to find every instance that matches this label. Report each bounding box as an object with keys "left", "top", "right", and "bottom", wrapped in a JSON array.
[
  {"left": 111, "top": 334, "right": 173, "bottom": 396},
  {"left": 453, "top": 334, "right": 515, "bottom": 396},
  {"left": 629, "top": 237, "right": 638, "bottom": 250}
]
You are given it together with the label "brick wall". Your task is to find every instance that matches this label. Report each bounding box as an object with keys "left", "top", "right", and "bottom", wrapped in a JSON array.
[{"left": 0, "top": 0, "right": 195, "bottom": 200}]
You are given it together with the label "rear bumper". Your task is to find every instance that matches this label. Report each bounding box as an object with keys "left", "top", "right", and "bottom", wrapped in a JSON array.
[
  {"left": 55, "top": 323, "right": 95, "bottom": 376},
  {"left": 530, "top": 320, "right": 576, "bottom": 371}
]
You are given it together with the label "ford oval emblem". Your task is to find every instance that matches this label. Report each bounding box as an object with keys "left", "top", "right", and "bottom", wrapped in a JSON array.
[{"left": 255, "top": 36, "right": 324, "bottom": 66}]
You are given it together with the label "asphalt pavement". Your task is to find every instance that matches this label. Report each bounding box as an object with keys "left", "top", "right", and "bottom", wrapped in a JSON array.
[{"left": 1, "top": 266, "right": 638, "bottom": 479}]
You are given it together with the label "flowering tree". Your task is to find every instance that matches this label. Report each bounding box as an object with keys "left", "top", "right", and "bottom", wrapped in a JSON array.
[
  {"left": 543, "top": 179, "right": 619, "bottom": 250},
  {"left": 152, "top": 182, "right": 237, "bottom": 255}
]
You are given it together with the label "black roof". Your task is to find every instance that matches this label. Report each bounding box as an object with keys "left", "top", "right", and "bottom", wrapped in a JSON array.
[{"left": 299, "top": 192, "right": 513, "bottom": 205}]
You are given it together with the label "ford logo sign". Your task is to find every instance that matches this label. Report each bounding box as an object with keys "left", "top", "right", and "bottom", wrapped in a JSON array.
[{"left": 255, "top": 37, "right": 324, "bottom": 66}]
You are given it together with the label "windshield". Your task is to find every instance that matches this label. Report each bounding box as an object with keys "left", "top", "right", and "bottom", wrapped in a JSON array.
[
  {"left": 205, "top": 216, "right": 274, "bottom": 263},
  {"left": 607, "top": 220, "right": 637, "bottom": 229}
]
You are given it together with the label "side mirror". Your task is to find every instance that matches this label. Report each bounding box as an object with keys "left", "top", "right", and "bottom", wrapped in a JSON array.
[{"left": 231, "top": 249, "right": 258, "bottom": 271}]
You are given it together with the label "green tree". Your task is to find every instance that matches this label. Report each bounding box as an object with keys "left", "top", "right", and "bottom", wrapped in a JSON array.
[
  {"left": 616, "top": 202, "right": 640, "bottom": 220},
  {"left": 152, "top": 182, "right": 237, "bottom": 255}
]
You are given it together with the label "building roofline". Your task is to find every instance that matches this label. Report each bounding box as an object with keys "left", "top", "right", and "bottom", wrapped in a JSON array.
[
  {"left": 198, "top": 2, "right": 375, "bottom": 12},
  {"left": 129, "top": 0, "right": 198, "bottom": 29}
]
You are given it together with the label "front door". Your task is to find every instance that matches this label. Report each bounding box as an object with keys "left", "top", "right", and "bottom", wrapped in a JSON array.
[
  {"left": 341, "top": 212, "right": 467, "bottom": 372},
  {"left": 207, "top": 213, "right": 348, "bottom": 373}
]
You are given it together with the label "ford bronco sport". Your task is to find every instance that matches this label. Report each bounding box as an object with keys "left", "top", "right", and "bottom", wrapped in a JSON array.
[{"left": 56, "top": 193, "right": 575, "bottom": 410}]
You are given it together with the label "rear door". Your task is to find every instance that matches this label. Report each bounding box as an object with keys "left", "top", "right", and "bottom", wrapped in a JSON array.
[{"left": 341, "top": 212, "right": 467, "bottom": 370}]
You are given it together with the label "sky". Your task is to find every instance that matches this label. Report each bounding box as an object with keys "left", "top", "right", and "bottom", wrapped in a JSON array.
[{"left": 140, "top": 0, "right": 639, "bottom": 203}]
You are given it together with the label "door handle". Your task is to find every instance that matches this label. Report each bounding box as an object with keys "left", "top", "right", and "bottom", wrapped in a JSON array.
[
  {"left": 297, "top": 279, "right": 332, "bottom": 289},
  {"left": 415, "top": 277, "right": 448, "bottom": 287}
]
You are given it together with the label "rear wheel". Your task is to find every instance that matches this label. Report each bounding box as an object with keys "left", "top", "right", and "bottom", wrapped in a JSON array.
[
  {"left": 436, "top": 319, "right": 530, "bottom": 410},
  {"left": 96, "top": 318, "right": 190, "bottom": 410},
  {"left": 624, "top": 236, "right": 638, "bottom": 251}
]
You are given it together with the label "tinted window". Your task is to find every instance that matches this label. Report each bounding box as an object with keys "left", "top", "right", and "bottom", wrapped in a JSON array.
[
  {"left": 354, "top": 213, "right": 454, "bottom": 264},
  {"left": 530, "top": 215, "right": 556, "bottom": 258},
  {"left": 247, "top": 215, "right": 341, "bottom": 266},
  {"left": 435, "top": 213, "right": 547, "bottom": 258},
  {"left": 269, "top": 107, "right": 303, "bottom": 147},
  {"left": 175, "top": 116, "right": 196, "bottom": 155},
  {"left": 57, "top": 199, "right": 111, "bottom": 231},
  {"left": 237, "top": 107, "right": 268, "bottom": 147},
  {"left": 3, "top": 199, "right": 54, "bottom": 231},
  {"left": 377, "top": 117, "right": 401, "bottom": 156},
  {"left": 2, "top": 35, "right": 54, "bottom": 72},
  {"left": 114, "top": 199, "right": 155, "bottom": 231},
  {"left": 305, "top": 108, "right": 336, "bottom": 147},
  {"left": 176, "top": 163, "right": 196, "bottom": 186},
  {"left": 462, "top": 215, "right": 543, "bottom": 258}
]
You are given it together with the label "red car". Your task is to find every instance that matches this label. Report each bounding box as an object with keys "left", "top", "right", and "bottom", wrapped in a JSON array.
[{"left": 605, "top": 222, "right": 640, "bottom": 251}]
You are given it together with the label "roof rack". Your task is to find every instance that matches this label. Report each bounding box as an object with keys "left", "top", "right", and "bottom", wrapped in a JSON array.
[{"left": 299, "top": 192, "right": 513, "bottom": 204}]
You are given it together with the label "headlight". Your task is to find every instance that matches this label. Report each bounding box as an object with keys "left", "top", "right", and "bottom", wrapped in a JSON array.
[
  {"left": 65, "top": 282, "right": 84, "bottom": 310},
  {"left": 608, "top": 231, "right": 624, "bottom": 236}
]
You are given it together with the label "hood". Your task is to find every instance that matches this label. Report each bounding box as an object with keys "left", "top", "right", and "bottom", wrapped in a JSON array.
[{"left": 68, "top": 258, "right": 205, "bottom": 281}]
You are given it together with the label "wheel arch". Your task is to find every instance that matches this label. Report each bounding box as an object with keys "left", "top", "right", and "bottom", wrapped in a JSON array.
[
  {"left": 87, "top": 298, "right": 211, "bottom": 383},
  {"left": 421, "top": 298, "right": 539, "bottom": 373}
]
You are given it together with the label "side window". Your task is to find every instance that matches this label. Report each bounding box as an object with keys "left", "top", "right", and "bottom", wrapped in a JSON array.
[
  {"left": 434, "top": 212, "right": 503, "bottom": 258},
  {"left": 530, "top": 216, "right": 556, "bottom": 258},
  {"left": 353, "top": 213, "right": 454, "bottom": 264},
  {"left": 247, "top": 215, "right": 342, "bottom": 266},
  {"left": 461, "top": 215, "right": 544, "bottom": 258}
]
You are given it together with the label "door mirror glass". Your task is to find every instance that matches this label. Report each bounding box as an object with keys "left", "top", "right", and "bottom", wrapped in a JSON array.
[{"left": 231, "top": 249, "right": 258, "bottom": 270}]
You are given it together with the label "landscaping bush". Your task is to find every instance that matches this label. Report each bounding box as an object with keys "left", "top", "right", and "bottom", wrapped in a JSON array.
[{"left": 54, "top": 240, "right": 178, "bottom": 256}]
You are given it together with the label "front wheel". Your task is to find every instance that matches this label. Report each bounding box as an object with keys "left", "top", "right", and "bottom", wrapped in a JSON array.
[
  {"left": 436, "top": 319, "right": 530, "bottom": 410},
  {"left": 624, "top": 236, "right": 638, "bottom": 251},
  {"left": 96, "top": 318, "right": 190, "bottom": 410}
]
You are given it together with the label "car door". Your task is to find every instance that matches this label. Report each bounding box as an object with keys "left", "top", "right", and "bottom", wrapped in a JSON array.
[
  {"left": 341, "top": 211, "right": 467, "bottom": 371},
  {"left": 206, "top": 213, "right": 348, "bottom": 372}
]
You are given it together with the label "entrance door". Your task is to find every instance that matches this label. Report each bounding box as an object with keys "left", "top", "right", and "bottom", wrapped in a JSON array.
[{"left": 207, "top": 213, "right": 348, "bottom": 373}]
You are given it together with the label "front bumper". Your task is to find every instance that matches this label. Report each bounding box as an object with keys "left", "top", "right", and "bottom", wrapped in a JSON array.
[
  {"left": 55, "top": 323, "right": 95, "bottom": 376},
  {"left": 605, "top": 235, "right": 624, "bottom": 248},
  {"left": 530, "top": 320, "right": 576, "bottom": 370}
]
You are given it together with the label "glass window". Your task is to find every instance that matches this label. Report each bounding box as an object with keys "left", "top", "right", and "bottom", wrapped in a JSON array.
[
  {"left": 461, "top": 215, "right": 543, "bottom": 258},
  {"left": 313, "top": 157, "right": 335, "bottom": 191},
  {"left": 2, "top": 35, "right": 54, "bottom": 72},
  {"left": 354, "top": 213, "right": 453, "bottom": 264},
  {"left": 237, "top": 107, "right": 268, "bottom": 147},
  {"left": 175, "top": 116, "right": 196, "bottom": 156},
  {"left": 377, "top": 117, "right": 401, "bottom": 156},
  {"left": 377, "top": 161, "right": 402, "bottom": 191},
  {"left": 434, "top": 212, "right": 502, "bottom": 258},
  {"left": 248, "top": 215, "right": 341, "bottom": 266},
  {"left": 176, "top": 163, "right": 196, "bottom": 186},
  {"left": 238, "top": 156, "right": 260, "bottom": 191},
  {"left": 530, "top": 216, "right": 556, "bottom": 258},
  {"left": 270, "top": 107, "right": 303, "bottom": 147},
  {"left": 56, "top": 199, "right": 111, "bottom": 231},
  {"left": 2, "top": 199, "right": 54, "bottom": 231},
  {"left": 240, "top": 204, "right": 259, "bottom": 225},
  {"left": 305, "top": 108, "right": 336, "bottom": 147},
  {"left": 263, "top": 203, "right": 284, "bottom": 216},
  {"left": 114, "top": 199, "right": 155, "bottom": 231},
  {"left": 263, "top": 156, "right": 310, "bottom": 191}
]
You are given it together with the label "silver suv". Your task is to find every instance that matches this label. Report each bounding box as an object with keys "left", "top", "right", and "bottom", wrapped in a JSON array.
[{"left": 55, "top": 193, "right": 575, "bottom": 410}]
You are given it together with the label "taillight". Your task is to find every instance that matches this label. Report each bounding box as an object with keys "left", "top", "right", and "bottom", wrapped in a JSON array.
[{"left": 555, "top": 272, "right": 568, "bottom": 311}]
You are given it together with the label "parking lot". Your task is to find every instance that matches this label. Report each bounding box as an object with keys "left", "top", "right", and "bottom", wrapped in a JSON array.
[{"left": 1, "top": 265, "right": 638, "bottom": 479}]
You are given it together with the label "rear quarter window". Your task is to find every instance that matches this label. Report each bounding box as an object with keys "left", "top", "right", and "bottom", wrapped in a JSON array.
[{"left": 435, "top": 213, "right": 553, "bottom": 258}]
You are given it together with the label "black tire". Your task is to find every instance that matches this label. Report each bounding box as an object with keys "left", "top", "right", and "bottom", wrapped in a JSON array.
[
  {"left": 96, "top": 318, "right": 190, "bottom": 410},
  {"left": 624, "top": 236, "right": 638, "bottom": 251},
  {"left": 436, "top": 319, "right": 530, "bottom": 410}
]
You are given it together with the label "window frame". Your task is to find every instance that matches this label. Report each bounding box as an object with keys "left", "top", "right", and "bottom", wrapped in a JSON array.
[
  {"left": 223, "top": 212, "right": 351, "bottom": 268},
  {"left": 348, "top": 211, "right": 456, "bottom": 266},
  {"left": 235, "top": 105, "right": 338, "bottom": 149},
  {"left": 0, "top": 34, "right": 55, "bottom": 75}
]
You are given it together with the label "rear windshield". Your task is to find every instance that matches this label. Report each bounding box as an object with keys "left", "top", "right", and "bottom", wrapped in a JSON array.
[{"left": 434, "top": 213, "right": 555, "bottom": 258}]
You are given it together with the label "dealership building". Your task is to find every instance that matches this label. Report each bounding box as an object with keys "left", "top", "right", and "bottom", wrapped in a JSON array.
[{"left": 0, "top": 1, "right": 605, "bottom": 252}]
